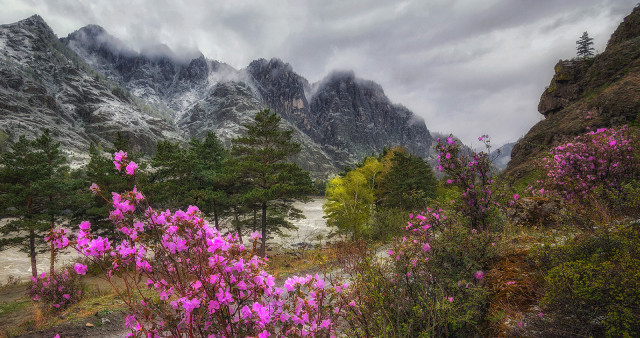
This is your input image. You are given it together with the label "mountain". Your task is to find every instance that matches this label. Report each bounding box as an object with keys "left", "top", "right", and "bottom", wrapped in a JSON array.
[
  {"left": 60, "top": 24, "right": 433, "bottom": 176},
  {"left": 0, "top": 15, "right": 434, "bottom": 177},
  {"left": 490, "top": 142, "right": 514, "bottom": 171},
  {"left": 0, "top": 15, "right": 182, "bottom": 162},
  {"left": 506, "top": 6, "right": 640, "bottom": 178}
]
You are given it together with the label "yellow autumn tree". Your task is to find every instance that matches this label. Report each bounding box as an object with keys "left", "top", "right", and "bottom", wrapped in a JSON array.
[{"left": 323, "top": 157, "right": 382, "bottom": 239}]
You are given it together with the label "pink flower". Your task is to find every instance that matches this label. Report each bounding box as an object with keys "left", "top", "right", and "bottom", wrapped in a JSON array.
[
  {"left": 125, "top": 161, "right": 138, "bottom": 175},
  {"left": 250, "top": 231, "right": 262, "bottom": 241},
  {"left": 125, "top": 314, "right": 137, "bottom": 329},
  {"left": 348, "top": 301, "right": 356, "bottom": 307},
  {"left": 422, "top": 243, "right": 431, "bottom": 252},
  {"left": 513, "top": 194, "right": 519, "bottom": 200},
  {"left": 474, "top": 270, "right": 484, "bottom": 280},
  {"left": 89, "top": 183, "right": 99, "bottom": 194},
  {"left": 74, "top": 263, "right": 88, "bottom": 275},
  {"left": 447, "top": 136, "right": 455, "bottom": 145},
  {"left": 114, "top": 150, "right": 127, "bottom": 162},
  {"left": 447, "top": 297, "right": 454, "bottom": 303},
  {"left": 182, "top": 298, "right": 201, "bottom": 313},
  {"left": 79, "top": 221, "right": 91, "bottom": 230}
]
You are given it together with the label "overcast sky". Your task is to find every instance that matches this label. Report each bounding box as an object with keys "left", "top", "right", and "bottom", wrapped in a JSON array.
[{"left": 1, "top": 0, "right": 637, "bottom": 147}]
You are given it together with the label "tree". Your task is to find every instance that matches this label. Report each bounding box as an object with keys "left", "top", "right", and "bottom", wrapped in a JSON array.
[
  {"left": 150, "top": 132, "right": 228, "bottom": 229},
  {"left": 324, "top": 157, "right": 381, "bottom": 239},
  {"left": 0, "top": 130, "right": 70, "bottom": 277},
  {"left": 377, "top": 149, "right": 437, "bottom": 210},
  {"left": 576, "top": 31, "right": 595, "bottom": 58},
  {"left": 231, "top": 109, "right": 314, "bottom": 256}
]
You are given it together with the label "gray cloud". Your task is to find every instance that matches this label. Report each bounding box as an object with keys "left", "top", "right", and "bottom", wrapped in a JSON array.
[{"left": 0, "top": 0, "right": 637, "bottom": 146}]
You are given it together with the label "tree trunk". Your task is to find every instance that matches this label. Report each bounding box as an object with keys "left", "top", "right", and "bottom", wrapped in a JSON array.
[
  {"left": 30, "top": 230, "right": 37, "bottom": 278},
  {"left": 50, "top": 215, "right": 55, "bottom": 274},
  {"left": 260, "top": 202, "right": 267, "bottom": 257},
  {"left": 252, "top": 209, "right": 257, "bottom": 232},
  {"left": 233, "top": 207, "right": 243, "bottom": 243},
  {"left": 213, "top": 208, "right": 219, "bottom": 230}
]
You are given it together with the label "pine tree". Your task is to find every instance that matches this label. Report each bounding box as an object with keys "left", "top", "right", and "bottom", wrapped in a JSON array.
[
  {"left": 150, "top": 132, "right": 228, "bottom": 229},
  {"left": 231, "top": 109, "right": 314, "bottom": 256},
  {"left": 576, "top": 31, "right": 595, "bottom": 58},
  {"left": 0, "top": 130, "right": 70, "bottom": 277}
]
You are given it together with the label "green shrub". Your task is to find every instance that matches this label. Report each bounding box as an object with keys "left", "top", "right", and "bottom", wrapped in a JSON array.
[
  {"left": 343, "top": 210, "right": 499, "bottom": 337},
  {"left": 540, "top": 225, "right": 640, "bottom": 337}
]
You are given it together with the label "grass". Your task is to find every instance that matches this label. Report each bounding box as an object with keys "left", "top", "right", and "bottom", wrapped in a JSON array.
[
  {"left": 266, "top": 244, "right": 341, "bottom": 279},
  {"left": 0, "top": 298, "right": 30, "bottom": 316}
]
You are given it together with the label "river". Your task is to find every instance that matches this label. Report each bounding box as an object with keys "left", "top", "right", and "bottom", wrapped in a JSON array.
[{"left": 0, "top": 198, "right": 329, "bottom": 283}]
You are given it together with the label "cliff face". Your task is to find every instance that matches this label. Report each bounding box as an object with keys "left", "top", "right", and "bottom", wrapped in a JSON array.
[
  {"left": 0, "top": 15, "right": 182, "bottom": 161},
  {"left": 309, "top": 71, "right": 432, "bottom": 164},
  {"left": 507, "top": 6, "right": 640, "bottom": 177}
]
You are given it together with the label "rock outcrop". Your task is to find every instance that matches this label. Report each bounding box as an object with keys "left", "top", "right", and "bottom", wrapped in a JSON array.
[{"left": 507, "top": 5, "right": 640, "bottom": 178}]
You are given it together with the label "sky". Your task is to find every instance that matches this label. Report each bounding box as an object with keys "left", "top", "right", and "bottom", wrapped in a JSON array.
[{"left": 0, "top": 0, "right": 637, "bottom": 147}]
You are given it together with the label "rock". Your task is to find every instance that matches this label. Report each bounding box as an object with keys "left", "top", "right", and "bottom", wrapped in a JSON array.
[
  {"left": 86, "top": 322, "right": 94, "bottom": 327},
  {"left": 509, "top": 197, "right": 560, "bottom": 227},
  {"left": 101, "top": 317, "right": 111, "bottom": 325},
  {"left": 507, "top": 6, "right": 640, "bottom": 178}
]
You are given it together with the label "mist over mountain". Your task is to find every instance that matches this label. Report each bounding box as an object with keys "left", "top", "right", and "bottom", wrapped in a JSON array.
[
  {"left": 0, "top": 15, "right": 437, "bottom": 177},
  {"left": 0, "top": 15, "right": 182, "bottom": 163}
]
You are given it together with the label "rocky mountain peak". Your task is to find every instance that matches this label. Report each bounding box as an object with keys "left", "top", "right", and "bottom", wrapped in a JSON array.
[
  {"left": 16, "top": 14, "right": 51, "bottom": 31},
  {"left": 63, "top": 24, "right": 134, "bottom": 57}
]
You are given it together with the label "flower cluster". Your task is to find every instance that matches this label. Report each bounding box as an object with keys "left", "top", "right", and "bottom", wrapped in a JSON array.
[
  {"left": 538, "top": 126, "right": 638, "bottom": 205},
  {"left": 50, "top": 150, "right": 347, "bottom": 337},
  {"left": 435, "top": 135, "right": 497, "bottom": 230},
  {"left": 28, "top": 269, "right": 82, "bottom": 312}
]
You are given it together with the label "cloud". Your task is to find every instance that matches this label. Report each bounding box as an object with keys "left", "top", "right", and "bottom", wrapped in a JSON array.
[{"left": 0, "top": 0, "right": 637, "bottom": 146}]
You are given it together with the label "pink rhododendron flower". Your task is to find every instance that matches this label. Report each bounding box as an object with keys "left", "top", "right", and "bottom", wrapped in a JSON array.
[
  {"left": 73, "top": 263, "right": 87, "bottom": 275},
  {"left": 125, "top": 161, "right": 138, "bottom": 175},
  {"left": 474, "top": 270, "right": 484, "bottom": 280},
  {"left": 114, "top": 150, "right": 127, "bottom": 162}
]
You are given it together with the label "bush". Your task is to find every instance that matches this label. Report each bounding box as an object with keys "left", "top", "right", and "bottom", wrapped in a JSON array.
[
  {"left": 537, "top": 126, "right": 640, "bottom": 221},
  {"left": 539, "top": 225, "right": 640, "bottom": 337},
  {"left": 52, "top": 151, "right": 347, "bottom": 337},
  {"left": 343, "top": 208, "right": 499, "bottom": 337},
  {"left": 27, "top": 269, "right": 82, "bottom": 312},
  {"left": 435, "top": 135, "right": 501, "bottom": 231}
]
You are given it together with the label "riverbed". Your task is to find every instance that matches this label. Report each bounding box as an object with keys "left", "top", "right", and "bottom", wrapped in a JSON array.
[{"left": 0, "top": 198, "right": 329, "bottom": 283}]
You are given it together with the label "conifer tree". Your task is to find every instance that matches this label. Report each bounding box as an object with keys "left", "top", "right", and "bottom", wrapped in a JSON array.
[
  {"left": 0, "top": 130, "right": 70, "bottom": 277},
  {"left": 576, "top": 31, "right": 595, "bottom": 58},
  {"left": 151, "top": 132, "right": 228, "bottom": 228},
  {"left": 231, "top": 109, "right": 313, "bottom": 256}
]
